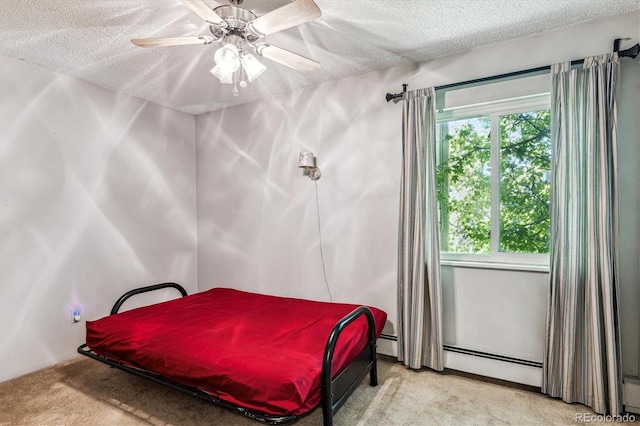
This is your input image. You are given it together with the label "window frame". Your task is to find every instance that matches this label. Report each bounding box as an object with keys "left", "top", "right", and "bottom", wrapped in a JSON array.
[{"left": 436, "top": 93, "right": 551, "bottom": 267}]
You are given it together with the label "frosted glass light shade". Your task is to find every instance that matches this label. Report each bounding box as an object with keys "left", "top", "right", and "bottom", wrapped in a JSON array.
[
  {"left": 211, "top": 43, "right": 241, "bottom": 84},
  {"left": 240, "top": 53, "right": 267, "bottom": 82},
  {"left": 210, "top": 64, "right": 233, "bottom": 84},
  {"left": 214, "top": 43, "right": 240, "bottom": 73}
]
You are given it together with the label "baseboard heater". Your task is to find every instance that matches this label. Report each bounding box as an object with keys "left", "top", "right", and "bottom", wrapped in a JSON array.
[
  {"left": 443, "top": 345, "right": 542, "bottom": 368},
  {"left": 378, "top": 334, "right": 542, "bottom": 368}
]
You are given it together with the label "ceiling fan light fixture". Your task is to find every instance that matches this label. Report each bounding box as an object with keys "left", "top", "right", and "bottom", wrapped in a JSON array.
[
  {"left": 240, "top": 53, "right": 267, "bottom": 82},
  {"left": 210, "top": 64, "right": 234, "bottom": 84},
  {"left": 214, "top": 43, "right": 241, "bottom": 73},
  {"left": 132, "top": 0, "right": 322, "bottom": 95}
]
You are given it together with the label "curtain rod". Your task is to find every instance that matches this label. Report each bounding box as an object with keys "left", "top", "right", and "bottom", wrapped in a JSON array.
[{"left": 385, "top": 38, "right": 639, "bottom": 103}]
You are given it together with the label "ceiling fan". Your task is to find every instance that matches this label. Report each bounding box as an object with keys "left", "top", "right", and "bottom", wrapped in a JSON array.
[{"left": 132, "top": 0, "right": 321, "bottom": 95}]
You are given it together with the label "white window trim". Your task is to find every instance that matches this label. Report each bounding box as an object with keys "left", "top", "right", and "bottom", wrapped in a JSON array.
[
  {"left": 437, "top": 93, "right": 551, "bottom": 268},
  {"left": 437, "top": 93, "right": 550, "bottom": 120},
  {"left": 440, "top": 259, "right": 550, "bottom": 273}
]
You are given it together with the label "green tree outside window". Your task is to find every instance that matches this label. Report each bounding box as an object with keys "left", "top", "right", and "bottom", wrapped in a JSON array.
[{"left": 437, "top": 109, "right": 551, "bottom": 256}]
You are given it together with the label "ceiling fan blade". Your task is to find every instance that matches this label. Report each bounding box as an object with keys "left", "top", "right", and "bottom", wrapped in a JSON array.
[
  {"left": 131, "top": 36, "right": 214, "bottom": 48},
  {"left": 180, "top": 0, "right": 226, "bottom": 26},
  {"left": 248, "top": 0, "right": 321, "bottom": 36},
  {"left": 255, "top": 43, "right": 319, "bottom": 73}
]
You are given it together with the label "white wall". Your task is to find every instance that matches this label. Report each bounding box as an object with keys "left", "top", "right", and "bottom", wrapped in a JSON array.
[
  {"left": 195, "top": 67, "right": 401, "bottom": 320},
  {"left": 0, "top": 56, "right": 198, "bottom": 382},
  {"left": 196, "top": 11, "right": 640, "bottom": 385}
]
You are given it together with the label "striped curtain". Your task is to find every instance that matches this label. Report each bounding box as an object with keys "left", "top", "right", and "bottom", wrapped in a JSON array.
[
  {"left": 543, "top": 54, "right": 623, "bottom": 415},
  {"left": 397, "top": 87, "right": 443, "bottom": 371}
]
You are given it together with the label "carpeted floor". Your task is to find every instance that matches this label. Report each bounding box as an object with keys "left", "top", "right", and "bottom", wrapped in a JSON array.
[{"left": 0, "top": 355, "right": 632, "bottom": 425}]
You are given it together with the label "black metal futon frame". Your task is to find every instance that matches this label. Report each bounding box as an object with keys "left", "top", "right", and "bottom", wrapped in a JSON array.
[{"left": 77, "top": 282, "right": 379, "bottom": 426}]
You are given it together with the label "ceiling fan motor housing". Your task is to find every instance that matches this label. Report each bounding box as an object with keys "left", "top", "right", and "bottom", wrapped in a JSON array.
[{"left": 210, "top": 5, "right": 259, "bottom": 43}]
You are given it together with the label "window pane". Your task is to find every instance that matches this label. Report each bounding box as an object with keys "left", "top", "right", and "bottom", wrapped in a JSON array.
[
  {"left": 437, "top": 116, "right": 491, "bottom": 254},
  {"left": 498, "top": 110, "right": 551, "bottom": 254}
]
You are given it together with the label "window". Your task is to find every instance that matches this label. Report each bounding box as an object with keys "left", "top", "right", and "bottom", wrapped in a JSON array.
[{"left": 436, "top": 94, "right": 551, "bottom": 265}]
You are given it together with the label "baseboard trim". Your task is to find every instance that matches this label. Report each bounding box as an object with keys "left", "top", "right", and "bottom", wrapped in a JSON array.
[
  {"left": 376, "top": 353, "right": 541, "bottom": 393},
  {"left": 443, "top": 368, "right": 542, "bottom": 393}
]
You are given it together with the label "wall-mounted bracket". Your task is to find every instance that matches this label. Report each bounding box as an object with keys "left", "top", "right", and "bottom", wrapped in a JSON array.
[{"left": 613, "top": 38, "right": 639, "bottom": 59}]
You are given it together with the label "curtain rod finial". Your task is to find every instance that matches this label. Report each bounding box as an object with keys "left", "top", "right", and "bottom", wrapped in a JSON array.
[{"left": 385, "top": 84, "right": 408, "bottom": 103}]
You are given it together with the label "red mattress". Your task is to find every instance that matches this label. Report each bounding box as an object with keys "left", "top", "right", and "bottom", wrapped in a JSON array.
[{"left": 86, "top": 287, "right": 387, "bottom": 416}]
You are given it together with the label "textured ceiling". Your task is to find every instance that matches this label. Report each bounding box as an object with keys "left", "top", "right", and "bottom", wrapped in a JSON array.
[{"left": 0, "top": 0, "right": 638, "bottom": 115}]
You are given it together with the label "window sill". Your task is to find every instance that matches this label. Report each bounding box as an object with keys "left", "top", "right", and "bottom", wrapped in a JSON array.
[{"left": 440, "top": 260, "right": 549, "bottom": 273}]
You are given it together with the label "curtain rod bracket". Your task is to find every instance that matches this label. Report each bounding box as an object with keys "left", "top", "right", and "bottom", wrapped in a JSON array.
[
  {"left": 386, "top": 84, "right": 407, "bottom": 103},
  {"left": 614, "top": 38, "right": 639, "bottom": 59}
]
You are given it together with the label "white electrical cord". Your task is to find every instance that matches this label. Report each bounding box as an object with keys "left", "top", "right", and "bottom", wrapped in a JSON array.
[{"left": 314, "top": 181, "right": 333, "bottom": 301}]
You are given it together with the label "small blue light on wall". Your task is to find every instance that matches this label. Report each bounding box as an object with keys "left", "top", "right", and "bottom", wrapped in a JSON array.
[{"left": 72, "top": 307, "right": 81, "bottom": 323}]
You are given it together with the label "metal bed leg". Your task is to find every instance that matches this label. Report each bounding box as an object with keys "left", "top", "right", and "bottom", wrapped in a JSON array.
[
  {"left": 321, "top": 306, "right": 378, "bottom": 426},
  {"left": 322, "top": 402, "right": 334, "bottom": 426}
]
